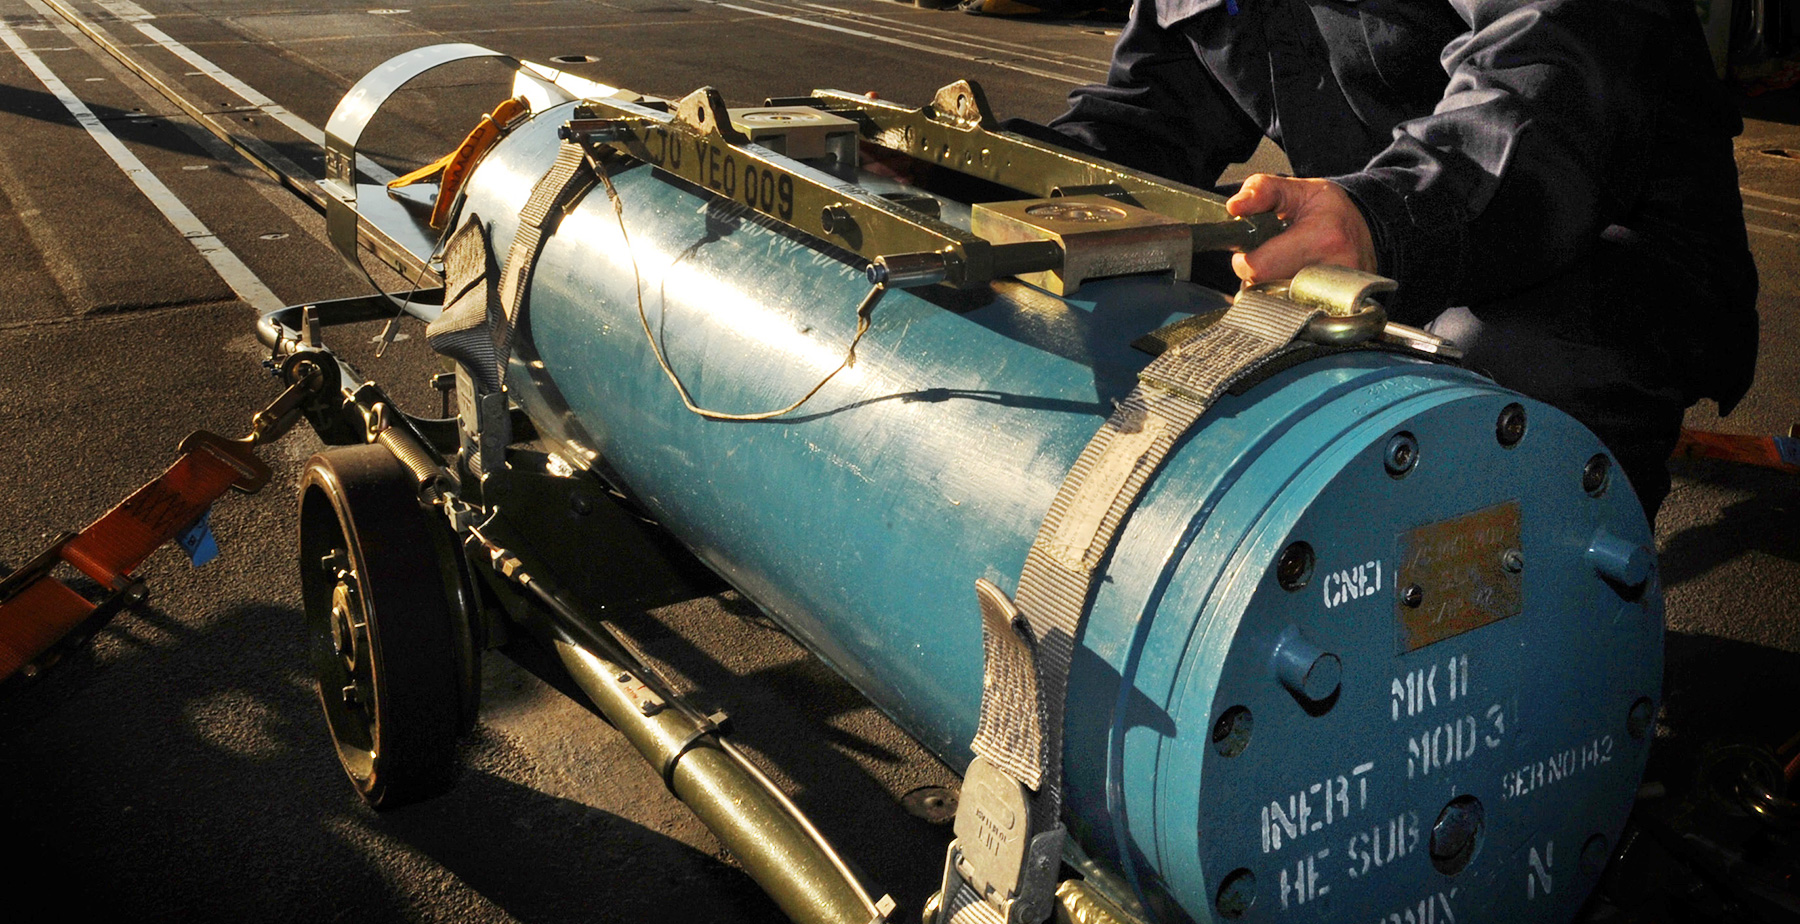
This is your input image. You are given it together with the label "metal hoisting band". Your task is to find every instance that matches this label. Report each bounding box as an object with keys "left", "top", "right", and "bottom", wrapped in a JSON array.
[
  {"left": 942, "top": 270, "right": 1398, "bottom": 924},
  {"left": 322, "top": 43, "right": 520, "bottom": 283}
]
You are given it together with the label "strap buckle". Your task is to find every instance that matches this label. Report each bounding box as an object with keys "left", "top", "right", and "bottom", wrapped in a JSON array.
[
  {"left": 935, "top": 578, "right": 1065, "bottom": 924},
  {"left": 936, "top": 757, "right": 1064, "bottom": 924}
]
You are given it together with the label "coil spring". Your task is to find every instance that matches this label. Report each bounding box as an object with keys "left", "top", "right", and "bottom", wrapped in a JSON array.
[{"left": 377, "top": 420, "right": 444, "bottom": 504}]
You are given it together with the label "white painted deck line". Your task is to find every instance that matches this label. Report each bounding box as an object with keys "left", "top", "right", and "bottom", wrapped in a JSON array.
[{"left": 0, "top": 15, "right": 285, "bottom": 312}]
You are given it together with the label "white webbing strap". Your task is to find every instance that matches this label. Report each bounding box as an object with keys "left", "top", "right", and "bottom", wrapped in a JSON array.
[
  {"left": 494, "top": 141, "right": 595, "bottom": 388},
  {"left": 943, "top": 288, "right": 1324, "bottom": 924}
]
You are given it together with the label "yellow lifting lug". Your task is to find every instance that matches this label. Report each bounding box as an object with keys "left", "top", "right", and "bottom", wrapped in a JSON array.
[
  {"left": 928, "top": 80, "right": 998, "bottom": 131},
  {"left": 1249, "top": 264, "right": 1395, "bottom": 346}
]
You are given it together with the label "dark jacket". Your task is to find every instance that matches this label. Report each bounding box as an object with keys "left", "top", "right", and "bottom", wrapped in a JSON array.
[{"left": 1044, "top": 0, "right": 1758, "bottom": 411}]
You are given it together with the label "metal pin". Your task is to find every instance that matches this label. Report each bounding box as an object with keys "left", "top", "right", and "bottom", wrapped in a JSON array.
[
  {"left": 1586, "top": 528, "right": 1651, "bottom": 587},
  {"left": 1271, "top": 624, "right": 1341, "bottom": 705}
]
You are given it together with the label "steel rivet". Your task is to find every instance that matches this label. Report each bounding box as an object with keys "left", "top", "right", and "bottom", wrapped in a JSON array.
[
  {"left": 1402, "top": 585, "right": 1423, "bottom": 608},
  {"left": 1429, "top": 795, "right": 1484, "bottom": 875},
  {"left": 1496, "top": 403, "right": 1527, "bottom": 447},
  {"left": 1582, "top": 454, "right": 1612, "bottom": 496},
  {"left": 1501, "top": 549, "right": 1524, "bottom": 573},
  {"left": 571, "top": 492, "right": 595, "bottom": 516},
  {"left": 1384, "top": 431, "right": 1418, "bottom": 478},
  {"left": 1275, "top": 541, "right": 1314, "bottom": 591},
  {"left": 1215, "top": 868, "right": 1256, "bottom": 919}
]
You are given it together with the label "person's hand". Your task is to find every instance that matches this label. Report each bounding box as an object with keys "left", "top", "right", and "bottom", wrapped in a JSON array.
[{"left": 1225, "top": 174, "right": 1377, "bottom": 285}]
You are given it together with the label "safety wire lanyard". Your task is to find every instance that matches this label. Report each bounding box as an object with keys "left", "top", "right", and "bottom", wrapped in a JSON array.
[{"left": 593, "top": 160, "right": 888, "bottom": 422}]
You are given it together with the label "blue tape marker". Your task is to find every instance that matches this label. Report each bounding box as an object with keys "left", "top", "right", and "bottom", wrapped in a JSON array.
[
  {"left": 1777, "top": 436, "right": 1800, "bottom": 468},
  {"left": 1225, "top": 0, "right": 1239, "bottom": 12},
  {"left": 177, "top": 508, "right": 220, "bottom": 568}
]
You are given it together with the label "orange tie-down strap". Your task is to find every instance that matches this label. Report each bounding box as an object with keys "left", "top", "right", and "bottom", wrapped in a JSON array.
[
  {"left": 1672, "top": 427, "right": 1800, "bottom": 474},
  {"left": 388, "top": 95, "right": 530, "bottom": 230},
  {"left": 0, "top": 436, "right": 258, "bottom": 681}
]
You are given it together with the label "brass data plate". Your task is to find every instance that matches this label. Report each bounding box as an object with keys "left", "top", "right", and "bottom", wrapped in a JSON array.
[{"left": 1395, "top": 501, "right": 1523, "bottom": 653}]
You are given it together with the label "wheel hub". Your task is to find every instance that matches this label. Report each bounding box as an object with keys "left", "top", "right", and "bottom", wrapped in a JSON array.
[
  {"left": 330, "top": 581, "right": 362, "bottom": 667},
  {"left": 325, "top": 553, "right": 368, "bottom": 713}
]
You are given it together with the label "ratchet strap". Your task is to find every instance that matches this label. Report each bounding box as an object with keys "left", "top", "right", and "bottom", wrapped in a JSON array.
[
  {"left": 496, "top": 141, "right": 595, "bottom": 385},
  {"left": 1672, "top": 426, "right": 1800, "bottom": 474},
  {"left": 426, "top": 140, "right": 594, "bottom": 474},
  {"left": 941, "top": 275, "right": 1393, "bottom": 924},
  {"left": 0, "top": 364, "right": 322, "bottom": 684},
  {"left": 0, "top": 433, "right": 267, "bottom": 682}
]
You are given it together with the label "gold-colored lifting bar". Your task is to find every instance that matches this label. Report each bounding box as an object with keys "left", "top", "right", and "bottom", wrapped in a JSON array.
[{"left": 561, "top": 80, "right": 1286, "bottom": 290}]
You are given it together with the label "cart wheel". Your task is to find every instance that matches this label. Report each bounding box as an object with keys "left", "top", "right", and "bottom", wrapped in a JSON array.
[{"left": 298, "top": 444, "right": 467, "bottom": 809}]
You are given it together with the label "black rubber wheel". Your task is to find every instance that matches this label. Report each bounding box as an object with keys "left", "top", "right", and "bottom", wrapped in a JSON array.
[{"left": 298, "top": 444, "right": 469, "bottom": 809}]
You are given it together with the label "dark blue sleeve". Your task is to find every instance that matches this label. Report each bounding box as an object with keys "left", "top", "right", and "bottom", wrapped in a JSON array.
[
  {"left": 1045, "top": 0, "right": 1263, "bottom": 187},
  {"left": 1330, "top": 0, "right": 1722, "bottom": 318}
]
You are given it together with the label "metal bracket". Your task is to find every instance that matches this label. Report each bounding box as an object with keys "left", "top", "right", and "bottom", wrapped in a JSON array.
[
  {"left": 970, "top": 195, "right": 1190, "bottom": 295},
  {"left": 673, "top": 86, "right": 748, "bottom": 143},
  {"left": 660, "top": 709, "right": 732, "bottom": 789},
  {"left": 930, "top": 80, "right": 998, "bottom": 131},
  {"left": 1285, "top": 262, "right": 1397, "bottom": 315},
  {"left": 1279, "top": 265, "right": 1462, "bottom": 358},
  {"left": 563, "top": 96, "right": 1058, "bottom": 288},
  {"left": 867, "top": 894, "right": 899, "bottom": 924},
  {"left": 565, "top": 78, "right": 1286, "bottom": 289},
  {"left": 809, "top": 82, "right": 1285, "bottom": 252}
]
